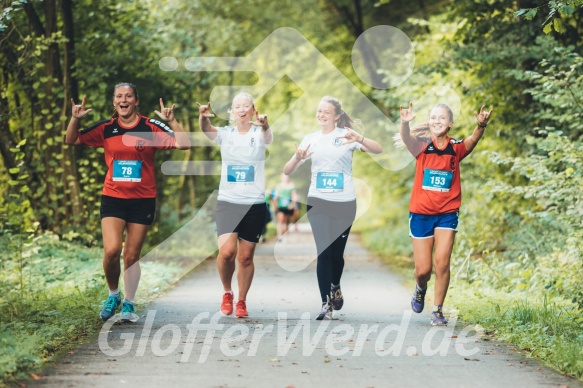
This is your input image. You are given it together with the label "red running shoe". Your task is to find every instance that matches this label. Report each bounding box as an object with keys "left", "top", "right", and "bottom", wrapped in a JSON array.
[
  {"left": 235, "top": 300, "right": 248, "bottom": 318},
  {"left": 220, "top": 292, "right": 234, "bottom": 315}
]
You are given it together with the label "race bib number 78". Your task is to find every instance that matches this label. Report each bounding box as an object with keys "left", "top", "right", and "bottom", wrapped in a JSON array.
[{"left": 112, "top": 160, "right": 142, "bottom": 182}]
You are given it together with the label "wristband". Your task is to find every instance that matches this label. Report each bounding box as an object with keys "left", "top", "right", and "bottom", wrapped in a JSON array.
[{"left": 477, "top": 122, "right": 487, "bottom": 128}]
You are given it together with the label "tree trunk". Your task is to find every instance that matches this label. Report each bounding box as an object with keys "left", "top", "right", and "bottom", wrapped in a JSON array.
[
  {"left": 61, "top": 0, "right": 83, "bottom": 219},
  {"left": 327, "top": 0, "right": 383, "bottom": 87},
  {"left": 43, "top": 0, "right": 64, "bottom": 232},
  {"left": 0, "top": 90, "right": 18, "bottom": 177},
  {"left": 417, "top": 0, "right": 431, "bottom": 33}
]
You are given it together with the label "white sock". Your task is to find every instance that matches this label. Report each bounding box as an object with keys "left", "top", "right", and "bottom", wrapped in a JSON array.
[
  {"left": 109, "top": 289, "right": 120, "bottom": 297},
  {"left": 433, "top": 305, "right": 442, "bottom": 312}
]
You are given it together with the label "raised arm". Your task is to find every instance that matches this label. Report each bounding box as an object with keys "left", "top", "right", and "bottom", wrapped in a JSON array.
[
  {"left": 283, "top": 143, "right": 314, "bottom": 175},
  {"left": 464, "top": 105, "right": 493, "bottom": 153},
  {"left": 154, "top": 98, "right": 191, "bottom": 150},
  {"left": 251, "top": 111, "right": 273, "bottom": 145},
  {"left": 65, "top": 96, "right": 93, "bottom": 145},
  {"left": 399, "top": 102, "right": 418, "bottom": 153},
  {"left": 197, "top": 102, "right": 218, "bottom": 140}
]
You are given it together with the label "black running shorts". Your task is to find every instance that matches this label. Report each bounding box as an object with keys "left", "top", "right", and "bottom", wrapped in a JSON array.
[
  {"left": 100, "top": 195, "right": 156, "bottom": 225},
  {"left": 215, "top": 200, "right": 266, "bottom": 243}
]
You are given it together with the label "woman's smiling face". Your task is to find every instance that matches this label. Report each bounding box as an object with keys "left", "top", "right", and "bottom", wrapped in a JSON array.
[
  {"left": 428, "top": 106, "right": 453, "bottom": 137},
  {"left": 113, "top": 85, "right": 139, "bottom": 119},
  {"left": 316, "top": 101, "right": 339, "bottom": 129},
  {"left": 231, "top": 95, "right": 255, "bottom": 124}
]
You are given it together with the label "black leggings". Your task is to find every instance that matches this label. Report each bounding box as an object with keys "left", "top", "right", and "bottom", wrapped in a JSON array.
[{"left": 307, "top": 197, "right": 356, "bottom": 303}]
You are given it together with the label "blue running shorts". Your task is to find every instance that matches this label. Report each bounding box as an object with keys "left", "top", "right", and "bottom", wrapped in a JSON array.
[{"left": 409, "top": 212, "right": 459, "bottom": 239}]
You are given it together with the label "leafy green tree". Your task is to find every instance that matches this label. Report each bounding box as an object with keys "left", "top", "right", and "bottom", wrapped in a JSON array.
[{"left": 514, "top": 0, "right": 583, "bottom": 35}]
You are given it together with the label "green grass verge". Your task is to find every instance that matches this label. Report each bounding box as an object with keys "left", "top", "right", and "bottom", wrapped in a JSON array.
[
  {"left": 359, "top": 225, "right": 583, "bottom": 381},
  {"left": 374, "top": 258, "right": 583, "bottom": 380},
  {"left": 0, "top": 233, "right": 184, "bottom": 385},
  {"left": 448, "top": 285, "right": 583, "bottom": 380}
]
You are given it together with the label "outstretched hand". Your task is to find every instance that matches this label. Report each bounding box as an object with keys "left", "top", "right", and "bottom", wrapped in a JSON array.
[
  {"left": 474, "top": 105, "right": 493, "bottom": 126},
  {"left": 154, "top": 98, "right": 176, "bottom": 122},
  {"left": 251, "top": 111, "right": 269, "bottom": 130},
  {"left": 196, "top": 102, "right": 215, "bottom": 118},
  {"left": 295, "top": 143, "right": 314, "bottom": 160},
  {"left": 400, "top": 102, "right": 416, "bottom": 123},
  {"left": 336, "top": 127, "right": 363, "bottom": 145},
  {"left": 71, "top": 96, "right": 92, "bottom": 119}
]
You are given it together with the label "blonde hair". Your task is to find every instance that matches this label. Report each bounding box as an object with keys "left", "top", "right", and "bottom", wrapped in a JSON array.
[
  {"left": 394, "top": 103, "right": 453, "bottom": 148},
  {"left": 228, "top": 92, "right": 255, "bottom": 124}
]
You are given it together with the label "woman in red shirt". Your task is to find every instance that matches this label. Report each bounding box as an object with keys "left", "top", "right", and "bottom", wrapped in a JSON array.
[
  {"left": 65, "top": 83, "right": 190, "bottom": 322},
  {"left": 400, "top": 102, "right": 492, "bottom": 326}
]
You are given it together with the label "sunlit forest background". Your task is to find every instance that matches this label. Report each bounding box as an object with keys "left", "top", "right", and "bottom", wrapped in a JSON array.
[{"left": 0, "top": 0, "right": 582, "bottom": 382}]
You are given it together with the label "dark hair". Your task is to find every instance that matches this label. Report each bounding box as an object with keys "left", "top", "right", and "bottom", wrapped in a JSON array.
[
  {"left": 320, "top": 96, "right": 362, "bottom": 130},
  {"left": 112, "top": 82, "right": 139, "bottom": 118}
]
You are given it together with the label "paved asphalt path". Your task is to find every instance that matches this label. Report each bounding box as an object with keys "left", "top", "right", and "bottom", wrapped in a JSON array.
[{"left": 31, "top": 224, "right": 581, "bottom": 388}]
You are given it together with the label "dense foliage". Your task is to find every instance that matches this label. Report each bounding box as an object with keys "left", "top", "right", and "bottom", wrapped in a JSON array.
[{"left": 0, "top": 0, "right": 581, "bottom": 382}]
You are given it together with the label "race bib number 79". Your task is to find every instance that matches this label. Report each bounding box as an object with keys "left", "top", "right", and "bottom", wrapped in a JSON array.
[{"left": 227, "top": 165, "right": 255, "bottom": 183}]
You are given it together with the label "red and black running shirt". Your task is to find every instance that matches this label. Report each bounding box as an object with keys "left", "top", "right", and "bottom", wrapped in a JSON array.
[
  {"left": 407, "top": 136, "right": 470, "bottom": 215},
  {"left": 78, "top": 115, "right": 176, "bottom": 199}
]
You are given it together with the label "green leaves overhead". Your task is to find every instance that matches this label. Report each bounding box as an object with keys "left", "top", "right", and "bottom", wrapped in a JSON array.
[{"left": 514, "top": 1, "right": 582, "bottom": 34}]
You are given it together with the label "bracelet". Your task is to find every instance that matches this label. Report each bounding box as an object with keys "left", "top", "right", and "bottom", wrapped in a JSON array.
[
  {"left": 477, "top": 122, "right": 488, "bottom": 128},
  {"left": 359, "top": 135, "right": 365, "bottom": 143}
]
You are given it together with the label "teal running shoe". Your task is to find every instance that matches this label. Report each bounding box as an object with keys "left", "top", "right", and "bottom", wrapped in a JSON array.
[
  {"left": 100, "top": 294, "right": 121, "bottom": 321},
  {"left": 120, "top": 301, "right": 139, "bottom": 323}
]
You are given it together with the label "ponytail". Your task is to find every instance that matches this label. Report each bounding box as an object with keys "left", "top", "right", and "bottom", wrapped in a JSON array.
[
  {"left": 394, "top": 122, "right": 431, "bottom": 148},
  {"left": 320, "top": 96, "right": 363, "bottom": 132}
]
